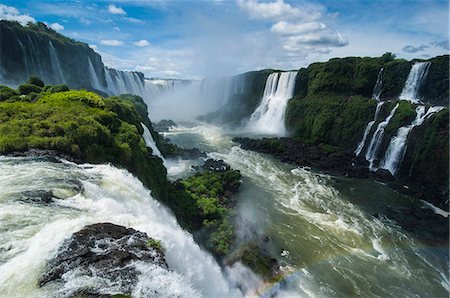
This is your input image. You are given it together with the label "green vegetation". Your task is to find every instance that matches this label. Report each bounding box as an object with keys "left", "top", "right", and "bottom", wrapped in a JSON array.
[
  {"left": 38, "top": 90, "right": 105, "bottom": 108},
  {"left": 238, "top": 242, "right": 276, "bottom": 277},
  {"left": 0, "top": 85, "right": 18, "bottom": 101},
  {"left": 43, "top": 84, "right": 70, "bottom": 93},
  {"left": 167, "top": 170, "right": 241, "bottom": 256},
  {"left": 382, "top": 59, "right": 411, "bottom": 99},
  {"left": 421, "top": 55, "right": 449, "bottom": 106},
  {"left": 18, "top": 83, "right": 42, "bottom": 95},
  {"left": 147, "top": 238, "right": 164, "bottom": 252},
  {"left": 0, "top": 78, "right": 167, "bottom": 200},
  {"left": 285, "top": 94, "right": 376, "bottom": 149},
  {"left": 385, "top": 100, "right": 416, "bottom": 134},
  {"left": 27, "top": 75, "right": 45, "bottom": 87},
  {"left": 408, "top": 109, "right": 449, "bottom": 193}
]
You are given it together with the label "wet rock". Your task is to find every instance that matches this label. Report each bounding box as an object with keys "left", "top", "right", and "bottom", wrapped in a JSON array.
[
  {"left": 39, "top": 223, "right": 167, "bottom": 295},
  {"left": 202, "top": 159, "right": 231, "bottom": 172},
  {"left": 154, "top": 119, "right": 177, "bottom": 132},
  {"left": 374, "top": 169, "right": 395, "bottom": 182},
  {"left": 180, "top": 147, "right": 206, "bottom": 159},
  {"left": 19, "top": 190, "right": 54, "bottom": 204}
]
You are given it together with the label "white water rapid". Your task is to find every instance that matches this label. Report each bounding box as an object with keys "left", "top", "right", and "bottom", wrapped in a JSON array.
[
  {"left": 399, "top": 62, "right": 431, "bottom": 103},
  {"left": 0, "top": 156, "right": 242, "bottom": 297},
  {"left": 380, "top": 105, "right": 445, "bottom": 175},
  {"left": 355, "top": 102, "right": 385, "bottom": 156},
  {"left": 364, "top": 103, "right": 399, "bottom": 170},
  {"left": 163, "top": 122, "right": 449, "bottom": 297},
  {"left": 245, "top": 71, "right": 297, "bottom": 136}
]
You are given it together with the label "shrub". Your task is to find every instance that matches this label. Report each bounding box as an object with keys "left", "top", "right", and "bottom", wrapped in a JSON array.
[
  {"left": 0, "top": 85, "right": 18, "bottom": 101},
  {"left": 147, "top": 238, "right": 164, "bottom": 252},
  {"left": 38, "top": 90, "right": 105, "bottom": 108},
  {"left": 26, "top": 75, "right": 45, "bottom": 87},
  {"left": 18, "top": 83, "right": 42, "bottom": 95},
  {"left": 48, "top": 84, "right": 70, "bottom": 93}
]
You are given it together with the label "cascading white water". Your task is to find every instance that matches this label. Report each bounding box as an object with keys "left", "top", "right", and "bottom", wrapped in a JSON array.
[
  {"left": 245, "top": 71, "right": 297, "bottom": 136},
  {"left": 0, "top": 156, "right": 242, "bottom": 297},
  {"left": 399, "top": 62, "right": 431, "bottom": 103},
  {"left": 141, "top": 123, "right": 166, "bottom": 164},
  {"left": 88, "top": 58, "right": 103, "bottom": 91},
  {"left": 365, "top": 103, "right": 399, "bottom": 170},
  {"left": 48, "top": 41, "right": 65, "bottom": 84},
  {"left": 355, "top": 102, "right": 385, "bottom": 156},
  {"left": 380, "top": 105, "right": 445, "bottom": 175},
  {"left": 372, "top": 68, "right": 383, "bottom": 101}
]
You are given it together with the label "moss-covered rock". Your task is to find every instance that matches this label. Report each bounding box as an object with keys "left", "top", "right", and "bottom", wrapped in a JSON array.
[
  {"left": 420, "top": 55, "right": 449, "bottom": 106},
  {"left": 285, "top": 94, "right": 376, "bottom": 149},
  {"left": 166, "top": 169, "right": 241, "bottom": 256}
]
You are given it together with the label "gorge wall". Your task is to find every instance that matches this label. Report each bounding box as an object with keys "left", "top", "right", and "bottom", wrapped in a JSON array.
[{"left": 0, "top": 21, "right": 186, "bottom": 100}]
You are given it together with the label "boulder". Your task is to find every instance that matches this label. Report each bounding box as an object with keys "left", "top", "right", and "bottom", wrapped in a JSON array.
[
  {"left": 154, "top": 119, "right": 177, "bottom": 132},
  {"left": 202, "top": 159, "right": 231, "bottom": 172},
  {"left": 39, "top": 223, "right": 167, "bottom": 295},
  {"left": 374, "top": 169, "right": 395, "bottom": 182}
]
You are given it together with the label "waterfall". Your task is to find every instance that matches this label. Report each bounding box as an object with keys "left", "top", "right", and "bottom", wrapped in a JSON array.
[
  {"left": 141, "top": 123, "right": 166, "bottom": 165},
  {"left": 372, "top": 68, "right": 383, "bottom": 101},
  {"left": 354, "top": 102, "right": 385, "bottom": 156},
  {"left": 399, "top": 62, "right": 431, "bottom": 103},
  {"left": 0, "top": 156, "right": 241, "bottom": 297},
  {"left": 364, "top": 103, "right": 399, "bottom": 170},
  {"left": 48, "top": 41, "right": 65, "bottom": 84},
  {"left": 17, "top": 39, "right": 30, "bottom": 76},
  {"left": 88, "top": 58, "right": 103, "bottom": 91},
  {"left": 245, "top": 71, "right": 297, "bottom": 135},
  {"left": 380, "top": 105, "right": 445, "bottom": 175}
]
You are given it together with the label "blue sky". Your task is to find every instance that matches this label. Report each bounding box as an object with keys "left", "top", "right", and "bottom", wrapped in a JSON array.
[{"left": 0, "top": 0, "right": 448, "bottom": 79}]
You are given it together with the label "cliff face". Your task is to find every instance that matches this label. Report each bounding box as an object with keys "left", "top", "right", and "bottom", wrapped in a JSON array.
[
  {"left": 0, "top": 21, "right": 150, "bottom": 98},
  {"left": 1, "top": 21, "right": 103, "bottom": 88}
]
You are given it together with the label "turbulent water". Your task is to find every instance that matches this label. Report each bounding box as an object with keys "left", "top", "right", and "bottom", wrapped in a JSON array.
[
  {"left": 0, "top": 156, "right": 243, "bottom": 298},
  {"left": 399, "top": 62, "right": 431, "bottom": 103},
  {"left": 245, "top": 72, "right": 297, "bottom": 136},
  {"left": 162, "top": 122, "right": 449, "bottom": 297}
]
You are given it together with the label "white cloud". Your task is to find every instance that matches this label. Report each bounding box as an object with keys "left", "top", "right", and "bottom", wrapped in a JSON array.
[
  {"left": 0, "top": 4, "right": 36, "bottom": 25},
  {"left": 271, "top": 21, "right": 326, "bottom": 35},
  {"left": 237, "top": 0, "right": 348, "bottom": 62},
  {"left": 49, "top": 22, "right": 64, "bottom": 31},
  {"left": 237, "top": 0, "right": 322, "bottom": 21},
  {"left": 89, "top": 44, "right": 98, "bottom": 51},
  {"left": 107, "top": 4, "right": 126, "bottom": 15},
  {"left": 284, "top": 31, "right": 348, "bottom": 48},
  {"left": 124, "top": 17, "right": 145, "bottom": 24},
  {"left": 133, "top": 39, "right": 150, "bottom": 47},
  {"left": 100, "top": 39, "right": 124, "bottom": 46}
]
